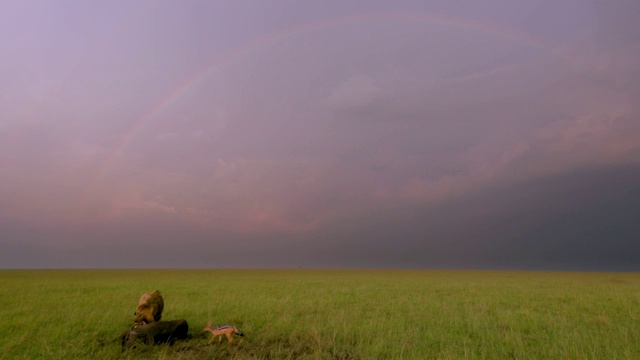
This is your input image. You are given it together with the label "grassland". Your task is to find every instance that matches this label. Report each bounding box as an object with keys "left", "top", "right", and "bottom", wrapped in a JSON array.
[{"left": 0, "top": 269, "right": 638, "bottom": 359}]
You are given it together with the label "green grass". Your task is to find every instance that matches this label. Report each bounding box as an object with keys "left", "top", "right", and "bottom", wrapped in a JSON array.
[{"left": 0, "top": 269, "right": 638, "bottom": 359}]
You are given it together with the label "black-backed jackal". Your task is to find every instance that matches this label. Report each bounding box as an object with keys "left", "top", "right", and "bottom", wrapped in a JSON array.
[{"left": 203, "top": 321, "right": 244, "bottom": 344}]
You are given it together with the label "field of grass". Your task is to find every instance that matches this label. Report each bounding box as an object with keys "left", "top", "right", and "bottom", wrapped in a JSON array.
[{"left": 0, "top": 269, "right": 638, "bottom": 359}]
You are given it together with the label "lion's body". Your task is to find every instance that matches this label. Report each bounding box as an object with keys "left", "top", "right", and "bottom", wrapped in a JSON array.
[
  {"left": 121, "top": 319, "right": 189, "bottom": 349},
  {"left": 203, "top": 322, "right": 244, "bottom": 344},
  {"left": 134, "top": 290, "right": 164, "bottom": 324}
]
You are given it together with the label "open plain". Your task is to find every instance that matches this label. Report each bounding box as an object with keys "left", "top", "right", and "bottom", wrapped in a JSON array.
[{"left": 0, "top": 269, "right": 638, "bottom": 359}]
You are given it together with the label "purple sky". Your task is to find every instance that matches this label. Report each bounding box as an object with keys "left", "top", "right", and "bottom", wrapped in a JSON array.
[{"left": 1, "top": 0, "right": 639, "bottom": 269}]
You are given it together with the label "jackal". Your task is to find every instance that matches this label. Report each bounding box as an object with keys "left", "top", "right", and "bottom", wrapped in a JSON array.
[{"left": 203, "top": 321, "right": 244, "bottom": 344}]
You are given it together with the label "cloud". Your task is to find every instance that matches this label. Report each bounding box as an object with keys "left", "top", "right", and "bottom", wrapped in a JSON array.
[
  {"left": 156, "top": 132, "right": 180, "bottom": 141},
  {"left": 445, "top": 63, "right": 527, "bottom": 83},
  {"left": 109, "top": 194, "right": 177, "bottom": 217},
  {"left": 326, "top": 74, "right": 384, "bottom": 110}
]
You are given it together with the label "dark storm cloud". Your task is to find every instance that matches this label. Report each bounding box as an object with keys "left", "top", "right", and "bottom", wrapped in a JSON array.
[
  {"left": 293, "top": 164, "right": 640, "bottom": 271},
  {"left": 3, "top": 164, "right": 638, "bottom": 270}
]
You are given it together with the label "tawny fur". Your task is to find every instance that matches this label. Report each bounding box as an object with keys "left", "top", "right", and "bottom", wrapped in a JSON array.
[
  {"left": 133, "top": 290, "right": 164, "bottom": 324},
  {"left": 203, "top": 321, "right": 244, "bottom": 344}
]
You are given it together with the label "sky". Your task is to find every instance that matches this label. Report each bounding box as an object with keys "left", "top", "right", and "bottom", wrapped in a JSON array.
[{"left": 1, "top": 0, "right": 639, "bottom": 270}]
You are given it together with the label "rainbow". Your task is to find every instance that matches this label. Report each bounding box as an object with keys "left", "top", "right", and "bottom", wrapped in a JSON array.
[{"left": 91, "top": 11, "right": 594, "bottom": 187}]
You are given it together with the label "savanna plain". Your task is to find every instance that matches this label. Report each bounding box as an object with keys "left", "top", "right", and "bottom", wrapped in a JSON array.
[{"left": 0, "top": 269, "right": 638, "bottom": 359}]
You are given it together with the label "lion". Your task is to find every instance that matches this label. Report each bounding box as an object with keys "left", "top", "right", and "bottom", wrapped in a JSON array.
[
  {"left": 121, "top": 319, "right": 189, "bottom": 350},
  {"left": 133, "top": 290, "right": 164, "bottom": 324}
]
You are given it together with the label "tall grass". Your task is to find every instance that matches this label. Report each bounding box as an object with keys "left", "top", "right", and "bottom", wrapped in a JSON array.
[{"left": 0, "top": 269, "right": 638, "bottom": 359}]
